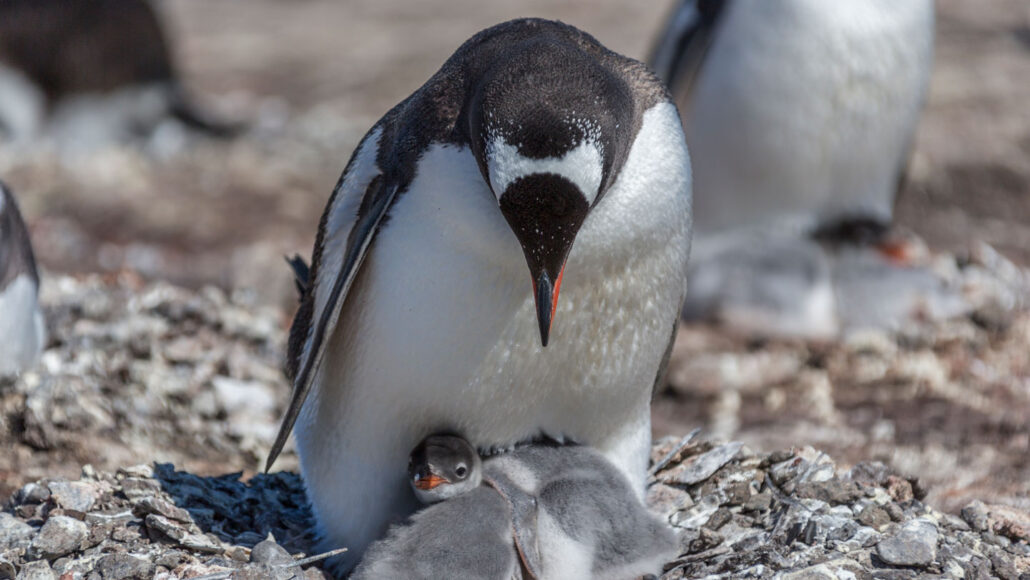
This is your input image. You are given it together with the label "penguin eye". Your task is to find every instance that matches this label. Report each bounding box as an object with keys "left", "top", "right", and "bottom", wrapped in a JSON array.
[{"left": 455, "top": 464, "right": 468, "bottom": 479}]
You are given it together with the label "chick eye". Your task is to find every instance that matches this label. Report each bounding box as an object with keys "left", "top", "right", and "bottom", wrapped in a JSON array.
[{"left": 455, "top": 464, "right": 468, "bottom": 478}]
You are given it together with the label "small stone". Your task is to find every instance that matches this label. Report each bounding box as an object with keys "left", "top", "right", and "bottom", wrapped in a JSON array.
[
  {"left": 780, "top": 564, "right": 836, "bottom": 580},
  {"left": 876, "top": 518, "right": 939, "bottom": 567},
  {"left": 670, "top": 442, "right": 744, "bottom": 485},
  {"left": 742, "top": 491, "right": 772, "bottom": 513},
  {"left": 14, "top": 483, "right": 51, "bottom": 505},
  {"left": 884, "top": 502, "right": 906, "bottom": 522},
  {"left": 154, "top": 551, "right": 188, "bottom": 569},
  {"left": 0, "top": 556, "right": 15, "bottom": 580},
  {"left": 671, "top": 494, "right": 721, "bottom": 529},
  {"left": 704, "top": 508, "right": 733, "bottom": 531},
  {"left": 181, "top": 533, "right": 223, "bottom": 554},
  {"left": 146, "top": 514, "right": 186, "bottom": 542},
  {"left": 14, "top": 560, "right": 55, "bottom": 580},
  {"left": 885, "top": 478, "right": 918, "bottom": 506},
  {"left": 985, "top": 503, "right": 1030, "bottom": 543},
  {"left": 250, "top": 537, "right": 292, "bottom": 565},
  {"left": 30, "top": 516, "right": 87, "bottom": 560},
  {"left": 96, "top": 553, "right": 154, "bottom": 580},
  {"left": 133, "top": 497, "right": 192, "bottom": 524},
  {"left": 47, "top": 482, "right": 99, "bottom": 513},
  {"left": 858, "top": 505, "right": 891, "bottom": 529},
  {"left": 120, "top": 478, "right": 161, "bottom": 500},
  {"left": 111, "top": 524, "right": 142, "bottom": 543},
  {"left": 0, "top": 512, "right": 37, "bottom": 550},
  {"left": 646, "top": 483, "right": 694, "bottom": 514},
  {"left": 116, "top": 465, "right": 154, "bottom": 479}
]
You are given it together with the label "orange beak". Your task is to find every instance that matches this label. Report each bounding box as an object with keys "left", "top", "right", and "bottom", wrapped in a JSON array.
[{"left": 413, "top": 473, "right": 446, "bottom": 491}]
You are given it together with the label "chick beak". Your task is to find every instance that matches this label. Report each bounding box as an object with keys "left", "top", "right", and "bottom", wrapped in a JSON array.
[
  {"left": 530, "top": 263, "right": 566, "bottom": 347},
  {"left": 412, "top": 472, "right": 447, "bottom": 491}
]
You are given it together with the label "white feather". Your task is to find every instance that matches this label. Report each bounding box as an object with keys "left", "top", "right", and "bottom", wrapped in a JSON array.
[
  {"left": 486, "top": 136, "right": 604, "bottom": 203},
  {"left": 0, "top": 275, "right": 45, "bottom": 376}
]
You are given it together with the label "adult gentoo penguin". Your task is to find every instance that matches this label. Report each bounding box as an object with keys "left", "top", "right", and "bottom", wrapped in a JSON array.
[
  {"left": 267, "top": 18, "right": 692, "bottom": 571},
  {"left": 650, "top": 0, "right": 934, "bottom": 336},
  {"left": 354, "top": 435, "right": 679, "bottom": 579},
  {"left": 0, "top": 181, "right": 46, "bottom": 376}
]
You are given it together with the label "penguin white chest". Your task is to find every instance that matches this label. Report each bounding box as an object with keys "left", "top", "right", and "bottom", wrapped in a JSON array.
[{"left": 0, "top": 275, "right": 45, "bottom": 376}]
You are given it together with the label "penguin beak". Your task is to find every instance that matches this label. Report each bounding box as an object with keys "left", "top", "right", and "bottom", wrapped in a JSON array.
[
  {"left": 531, "top": 263, "right": 566, "bottom": 347},
  {"left": 413, "top": 472, "right": 446, "bottom": 491}
]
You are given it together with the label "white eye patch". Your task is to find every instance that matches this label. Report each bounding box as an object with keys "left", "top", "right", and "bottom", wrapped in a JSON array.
[{"left": 486, "top": 137, "right": 604, "bottom": 204}]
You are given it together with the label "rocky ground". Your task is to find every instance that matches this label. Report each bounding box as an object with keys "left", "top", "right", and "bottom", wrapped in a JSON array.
[
  {"left": 0, "top": 262, "right": 1025, "bottom": 577},
  {"left": 1, "top": 0, "right": 1028, "bottom": 577},
  {"left": 1, "top": 434, "right": 1028, "bottom": 579}
]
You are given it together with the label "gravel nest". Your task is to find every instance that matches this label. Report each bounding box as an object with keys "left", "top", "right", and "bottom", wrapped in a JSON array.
[
  {"left": 1, "top": 438, "right": 1028, "bottom": 579},
  {"left": 0, "top": 272, "right": 294, "bottom": 499}
]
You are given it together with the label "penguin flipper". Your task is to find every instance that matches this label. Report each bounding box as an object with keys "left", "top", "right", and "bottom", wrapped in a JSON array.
[
  {"left": 647, "top": 0, "right": 729, "bottom": 93},
  {"left": 0, "top": 181, "right": 40, "bottom": 287},
  {"left": 284, "top": 254, "right": 311, "bottom": 300},
  {"left": 266, "top": 154, "right": 397, "bottom": 470}
]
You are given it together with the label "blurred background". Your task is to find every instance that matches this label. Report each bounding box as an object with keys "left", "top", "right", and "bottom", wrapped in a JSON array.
[{"left": 1, "top": 0, "right": 1028, "bottom": 514}]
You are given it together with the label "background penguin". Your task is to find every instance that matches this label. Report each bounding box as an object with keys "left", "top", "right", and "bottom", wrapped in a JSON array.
[
  {"left": 0, "top": 0, "right": 240, "bottom": 148},
  {"left": 267, "top": 18, "right": 692, "bottom": 572},
  {"left": 650, "top": 0, "right": 936, "bottom": 337},
  {"left": 0, "top": 181, "right": 45, "bottom": 377},
  {"left": 354, "top": 435, "right": 679, "bottom": 580}
]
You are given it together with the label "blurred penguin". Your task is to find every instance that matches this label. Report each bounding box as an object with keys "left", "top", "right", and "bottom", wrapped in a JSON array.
[
  {"left": 0, "top": 0, "right": 239, "bottom": 150},
  {"left": 0, "top": 181, "right": 45, "bottom": 376},
  {"left": 651, "top": 0, "right": 937, "bottom": 337}
]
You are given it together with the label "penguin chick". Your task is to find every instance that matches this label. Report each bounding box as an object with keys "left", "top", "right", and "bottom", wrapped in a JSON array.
[
  {"left": 350, "top": 436, "right": 519, "bottom": 580},
  {"left": 0, "top": 181, "right": 46, "bottom": 376},
  {"left": 355, "top": 435, "right": 679, "bottom": 580}
]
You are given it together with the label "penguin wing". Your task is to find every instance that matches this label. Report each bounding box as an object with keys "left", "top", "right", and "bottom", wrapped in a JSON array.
[
  {"left": 647, "top": 0, "right": 729, "bottom": 92},
  {"left": 284, "top": 254, "right": 310, "bottom": 301},
  {"left": 266, "top": 127, "right": 396, "bottom": 470},
  {"left": 0, "top": 182, "right": 40, "bottom": 289}
]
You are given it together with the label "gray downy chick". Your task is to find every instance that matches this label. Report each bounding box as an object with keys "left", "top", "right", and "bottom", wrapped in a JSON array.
[
  {"left": 353, "top": 435, "right": 679, "bottom": 580},
  {"left": 351, "top": 435, "right": 521, "bottom": 580}
]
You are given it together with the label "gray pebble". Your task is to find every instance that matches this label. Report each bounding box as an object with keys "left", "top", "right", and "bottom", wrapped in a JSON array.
[
  {"left": 877, "top": 518, "right": 939, "bottom": 567},
  {"left": 95, "top": 553, "right": 153, "bottom": 580},
  {"left": 30, "top": 516, "right": 87, "bottom": 560},
  {"left": 47, "top": 482, "right": 98, "bottom": 513},
  {"left": 0, "top": 513, "right": 36, "bottom": 550},
  {"left": 15, "top": 560, "right": 55, "bottom": 580}
]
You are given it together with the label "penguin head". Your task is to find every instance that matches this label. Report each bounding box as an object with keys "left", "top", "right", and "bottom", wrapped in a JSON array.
[
  {"left": 408, "top": 434, "right": 482, "bottom": 504},
  {"left": 466, "top": 37, "right": 635, "bottom": 347}
]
